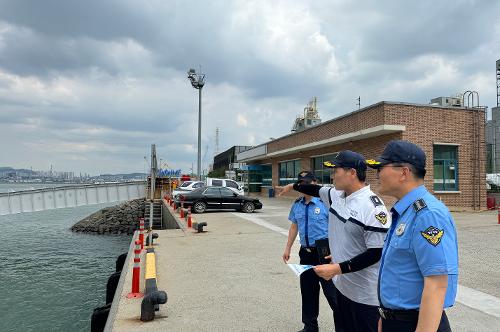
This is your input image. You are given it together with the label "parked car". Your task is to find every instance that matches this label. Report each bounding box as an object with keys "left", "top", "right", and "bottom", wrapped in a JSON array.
[
  {"left": 205, "top": 177, "right": 245, "bottom": 195},
  {"left": 172, "top": 181, "right": 205, "bottom": 197},
  {"left": 174, "top": 186, "right": 263, "bottom": 213}
]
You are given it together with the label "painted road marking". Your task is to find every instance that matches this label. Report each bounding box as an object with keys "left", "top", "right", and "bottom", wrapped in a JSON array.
[
  {"left": 456, "top": 285, "right": 500, "bottom": 318},
  {"left": 232, "top": 212, "right": 500, "bottom": 319},
  {"left": 233, "top": 212, "right": 289, "bottom": 236}
]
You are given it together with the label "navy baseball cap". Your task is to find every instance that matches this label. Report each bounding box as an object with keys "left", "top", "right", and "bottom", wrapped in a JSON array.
[
  {"left": 297, "top": 171, "right": 317, "bottom": 183},
  {"left": 323, "top": 150, "right": 367, "bottom": 170},
  {"left": 367, "top": 140, "right": 426, "bottom": 170}
]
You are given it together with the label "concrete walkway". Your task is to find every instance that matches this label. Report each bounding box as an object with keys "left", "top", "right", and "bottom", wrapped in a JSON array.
[{"left": 109, "top": 196, "right": 500, "bottom": 332}]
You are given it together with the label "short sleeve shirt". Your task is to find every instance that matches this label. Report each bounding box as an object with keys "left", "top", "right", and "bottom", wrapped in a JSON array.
[
  {"left": 288, "top": 196, "right": 329, "bottom": 247},
  {"left": 319, "top": 185, "right": 391, "bottom": 306},
  {"left": 379, "top": 185, "right": 459, "bottom": 310}
]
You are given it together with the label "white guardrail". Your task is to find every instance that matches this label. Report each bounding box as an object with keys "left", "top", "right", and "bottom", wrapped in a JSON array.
[{"left": 0, "top": 182, "right": 146, "bottom": 216}]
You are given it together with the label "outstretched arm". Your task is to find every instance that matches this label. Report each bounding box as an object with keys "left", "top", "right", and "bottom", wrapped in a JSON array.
[{"left": 278, "top": 183, "right": 322, "bottom": 197}]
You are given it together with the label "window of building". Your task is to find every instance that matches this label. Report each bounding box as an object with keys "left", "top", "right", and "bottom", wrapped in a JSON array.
[
  {"left": 261, "top": 164, "right": 272, "bottom": 187},
  {"left": 311, "top": 153, "right": 339, "bottom": 185},
  {"left": 279, "top": 160, "right": 300, "bottom": 185},
  {"left": 433, "top": 145, "right": 458, "bottom": 191}
]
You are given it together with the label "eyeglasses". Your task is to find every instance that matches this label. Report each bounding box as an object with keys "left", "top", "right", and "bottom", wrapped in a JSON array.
[{"left": 376, "top": 165, "right": 404, "bottom": 174}]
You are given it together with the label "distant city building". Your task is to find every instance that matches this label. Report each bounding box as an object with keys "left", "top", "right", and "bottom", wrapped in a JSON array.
[
  {"left": 485, "top": 59, "right": 500, "bottom": 174},
  {"left": 486, "top": 106, "right": 500, "bottom": 173},
  {"left": 212, "top": 146, "right": 252, "bottom": 172}
]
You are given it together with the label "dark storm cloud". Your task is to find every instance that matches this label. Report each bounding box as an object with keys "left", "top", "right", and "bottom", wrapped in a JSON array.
[{"left": 0, "top": 0, "right": 498, "bottom": 174}]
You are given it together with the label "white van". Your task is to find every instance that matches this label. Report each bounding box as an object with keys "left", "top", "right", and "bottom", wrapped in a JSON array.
[{"left": 205, "top": 178, "right": 245, "bottom": 196}]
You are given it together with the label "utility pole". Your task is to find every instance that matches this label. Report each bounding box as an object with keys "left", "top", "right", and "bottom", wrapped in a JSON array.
[{"left": 357, "top": 96, "right": 361, "bottom": 110}]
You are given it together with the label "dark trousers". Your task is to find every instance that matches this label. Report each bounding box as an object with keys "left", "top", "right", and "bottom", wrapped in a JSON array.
[
  {"left": 333, "top": 285, "right": 379, "bottom": 332},
  {"left": 382, "top": 311, "right": 451, "bottom": 332},
  {"left": 299, "top": 247, "right": 337, "bottom": 332}
]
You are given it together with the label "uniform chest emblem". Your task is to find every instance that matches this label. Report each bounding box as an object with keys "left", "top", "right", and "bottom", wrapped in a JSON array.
[
  {"left": 375, "top": 211, "right": 387, "bottom": 225},
  {"left": 396, "top": 223, "right": 406, "bottom": 236},
  {"left": 350, "top": 210, "right": 359, "bottom": 218},
  {"left": 421, "top": 226, "right": 444, "bottom": 246},
  {"left": 314, "top": 207, "right": 321, "bottom": 215}
]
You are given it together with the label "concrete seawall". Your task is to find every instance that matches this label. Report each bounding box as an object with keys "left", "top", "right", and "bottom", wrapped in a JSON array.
[{"left": 0, "top": 182, "right": 146, "bottom": 215}]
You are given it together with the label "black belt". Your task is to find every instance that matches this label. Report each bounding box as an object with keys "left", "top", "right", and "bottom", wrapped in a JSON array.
[{"left": 378, "top": 307, "right": 419, "bottom": 321}]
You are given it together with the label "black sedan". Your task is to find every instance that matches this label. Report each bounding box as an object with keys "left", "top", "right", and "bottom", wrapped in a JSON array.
[{"left": 174, "top": 186, "right": 263, "bottom": 213}]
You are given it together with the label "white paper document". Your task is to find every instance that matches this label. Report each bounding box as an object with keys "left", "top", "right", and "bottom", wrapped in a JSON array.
[{"left": 287, "top": 264, "right": 314, "bottom": 277}]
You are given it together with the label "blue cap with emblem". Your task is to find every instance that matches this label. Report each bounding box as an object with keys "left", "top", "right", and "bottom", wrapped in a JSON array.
[
  {"left": 366, "top": 140, "right": 426, "bottom": 170},
  {"left": 297, "top": 171, "right": 317, "bottom": 184},
  {"left": 323, "top": 150, "right": 367, "bottom": 170}
]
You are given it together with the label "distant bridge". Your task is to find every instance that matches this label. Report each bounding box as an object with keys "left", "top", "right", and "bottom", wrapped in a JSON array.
[{"left": 0, "top": 182, "right": 146, "bottom": 216}]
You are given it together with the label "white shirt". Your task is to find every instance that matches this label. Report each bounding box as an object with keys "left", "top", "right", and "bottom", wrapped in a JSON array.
[{"left": 319, "top": 185, "right": 391, "bottom": 306}]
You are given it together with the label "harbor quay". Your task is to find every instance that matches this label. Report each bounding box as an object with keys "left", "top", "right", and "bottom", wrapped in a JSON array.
[{"left": 105, "top": 196, "right": 500, "bottom": 332}]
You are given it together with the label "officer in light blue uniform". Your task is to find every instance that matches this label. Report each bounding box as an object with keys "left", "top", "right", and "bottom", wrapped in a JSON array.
[
  {"left": 283, "top": 171, "right": 336, "bottom": 332},
  {"left": 367, "top": 140, "right": 458, "bottom": 332}
]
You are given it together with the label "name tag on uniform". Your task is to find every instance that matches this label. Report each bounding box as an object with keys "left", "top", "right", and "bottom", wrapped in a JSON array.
[
  {"left": 396, "top": 223, "right": 406, "bottom": 236},
  {"left": 314, "top": 207, "right": 321, "bottom": 215}
]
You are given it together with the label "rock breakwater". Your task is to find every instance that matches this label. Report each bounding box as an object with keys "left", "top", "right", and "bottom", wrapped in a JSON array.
[{"left": 71, "top": 199, "right": 145, "bottom": 234}]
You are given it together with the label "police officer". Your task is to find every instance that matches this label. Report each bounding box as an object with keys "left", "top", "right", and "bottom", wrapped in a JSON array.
[
  {"left": 283, "top": 171, "right": 336, "bottom": 332},
  {"left": 367, "top": 140, "right": 458, "bottom": 332},
  {"left": 280, "top": 151, "right": 391, "bottom": 332}
]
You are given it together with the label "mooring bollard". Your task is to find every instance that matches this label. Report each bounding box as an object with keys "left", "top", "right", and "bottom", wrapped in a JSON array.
[
  {"left": 126, "top": 240, "right": 144, "bottom": 299},
  {"left": 187, "top": 207, "right": 192, "bottom": 228},
  {"left": 139, "top": 218, "right": 145, "bottom": 250}
]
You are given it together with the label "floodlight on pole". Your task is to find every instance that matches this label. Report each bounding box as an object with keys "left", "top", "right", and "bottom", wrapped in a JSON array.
[{"left": 187, "top": 68, "right": 205, "bottom": 179}]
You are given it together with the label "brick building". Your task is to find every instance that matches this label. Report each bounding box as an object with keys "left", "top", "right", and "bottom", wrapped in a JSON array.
[{"left": 237, "top": 101, "right": 486, "bottom": 210}]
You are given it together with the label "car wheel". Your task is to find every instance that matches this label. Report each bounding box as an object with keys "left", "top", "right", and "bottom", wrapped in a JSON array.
[
  {"left": 193, "top": 201, "right": 207, "bottom": 213},
  {"left": 242, "top": 202, "right": 255, "bottom": 213}
]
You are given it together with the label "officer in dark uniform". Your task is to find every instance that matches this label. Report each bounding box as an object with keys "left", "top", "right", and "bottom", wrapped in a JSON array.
[
  {"left": 283, "top": 171, "right": 337, "bottom": 332},
  {"left": 367, "top": 140, "right": 458, "bottom": 332}
]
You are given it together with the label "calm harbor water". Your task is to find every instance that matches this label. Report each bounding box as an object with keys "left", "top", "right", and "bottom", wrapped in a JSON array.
[{"left": 0, "top": 184, "right": 132, "bottom": 331}]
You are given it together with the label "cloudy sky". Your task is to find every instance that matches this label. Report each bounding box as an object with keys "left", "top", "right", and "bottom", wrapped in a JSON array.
[{"left": 0, "top": 0, "right": 499, "bottom": 175}]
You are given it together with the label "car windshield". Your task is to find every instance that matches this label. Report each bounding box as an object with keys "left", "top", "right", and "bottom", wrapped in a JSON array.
[{"left": 180, "top": 181, "right": 192, "bottom": 187}]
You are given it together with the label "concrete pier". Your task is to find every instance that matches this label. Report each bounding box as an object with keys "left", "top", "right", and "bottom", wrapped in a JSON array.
[{"left": 106, "top": 197, "right": 500, "bottom": 332}]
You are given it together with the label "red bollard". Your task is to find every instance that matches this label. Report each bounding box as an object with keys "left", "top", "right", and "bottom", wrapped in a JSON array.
[
  {"left": 187, "top": 207, "right": 192, "bottom": 228},
  {"left": 139, "top": 218, "right": 145, "bottom": 250},
  {"left": 127, "top": 240, "right": 144, "bottom": 298},
  {"left": 180, "top": 204, "right": 185, "bottom": 219}
]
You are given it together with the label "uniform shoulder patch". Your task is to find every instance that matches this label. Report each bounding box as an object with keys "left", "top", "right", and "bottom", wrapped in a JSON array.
[
  {"left": 375, "top": 211, "right": 388, "bottom": 225},
  {"left": 413, "top": 199, "right": 427, "bottom": 212},
  {"left": 370, "top": 195, "right": 383, "bottom": 207},
  {"left": 420, "top": 226, "right": 444, "bottom": 246}
]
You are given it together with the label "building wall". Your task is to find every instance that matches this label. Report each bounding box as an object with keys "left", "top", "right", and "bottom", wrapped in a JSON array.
[
  {"left": 384, "top": 103, "right": 486, "bottom": 210},
  {"left": 250, "top": 102, "right": 486, "bottom": 210}
]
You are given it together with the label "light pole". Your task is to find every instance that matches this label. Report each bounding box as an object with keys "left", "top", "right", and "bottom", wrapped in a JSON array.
[{"left": 187, "top": 68, "right": 205, "bottom": 179}]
